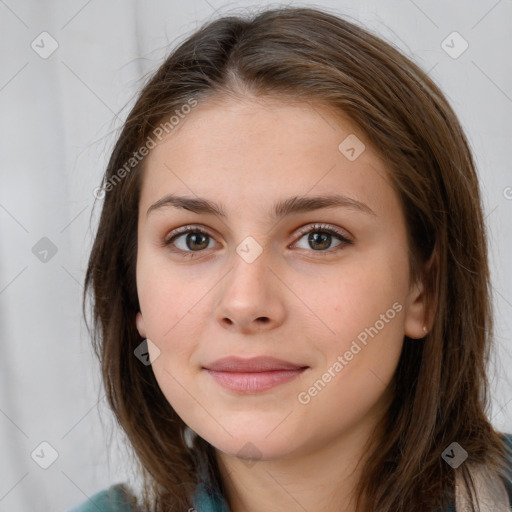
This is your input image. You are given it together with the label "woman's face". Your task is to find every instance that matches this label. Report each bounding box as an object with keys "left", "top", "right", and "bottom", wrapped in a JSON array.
[{"left": 135, "top": 96, "right": 427, "bottom": 461}]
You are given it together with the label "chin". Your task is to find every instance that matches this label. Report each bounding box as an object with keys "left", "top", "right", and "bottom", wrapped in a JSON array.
[{"left": 197, "top": 424, "right": 300, "bottom": 463}]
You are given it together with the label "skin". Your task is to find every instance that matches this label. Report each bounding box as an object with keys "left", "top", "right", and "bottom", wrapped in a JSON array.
[{"left": 135, "top": 95, "right": 428, "bottom": 512}]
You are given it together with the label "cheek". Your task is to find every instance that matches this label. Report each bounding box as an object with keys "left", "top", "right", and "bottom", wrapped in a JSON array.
[
  {"left": 137, "top": 254, "right": 204, "bottom": 340},
  {"left": 136, "top": 257, "right": 216, "bottom": 361},
  {"left": 151, "top": 364, "right": 200, "bottom": 424},
  {"left": 295, "top": 256, "right": 408, "bottom": 396},
  {"left": 299, "top": 260, "right": 406, "bottom": 338}
]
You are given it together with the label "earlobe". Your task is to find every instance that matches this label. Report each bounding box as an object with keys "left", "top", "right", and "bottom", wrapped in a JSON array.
[{"left": 136, "top": 311, "right": 147, "bottom": 338}]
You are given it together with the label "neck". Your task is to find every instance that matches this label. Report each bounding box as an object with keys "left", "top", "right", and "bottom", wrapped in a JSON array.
[{"left": 215, "top": 412, "right": 385, "bottom": 512}]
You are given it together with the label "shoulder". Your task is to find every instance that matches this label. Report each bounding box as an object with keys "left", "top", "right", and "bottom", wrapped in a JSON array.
[
  {"left": 500, "top": 431, "right": 512, "bottom": 476},
  {"left": 502, "top": 432, "right": 512, "bottom": 447},
  {"left": 500, "top": 432, "right": 512, "bottom": 480},
  {"left": 494, "top": 432, "right": 512, "bottom": 510},
  {"left": 67, "top": 483, "right": 137, "bottom": 512}
]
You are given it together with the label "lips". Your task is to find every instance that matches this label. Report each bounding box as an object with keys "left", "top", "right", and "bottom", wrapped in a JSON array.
[
  {"left": 203, "top": 356, "right": 309, "bottom": 393},
  {"left": 203, "top": 356, "right": 308, "bottom": 372}
]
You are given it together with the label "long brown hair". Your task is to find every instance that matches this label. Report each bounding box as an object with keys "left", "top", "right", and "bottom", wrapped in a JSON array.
[{"left": 83, "top": 6, "right": 510, "bottom": 511}]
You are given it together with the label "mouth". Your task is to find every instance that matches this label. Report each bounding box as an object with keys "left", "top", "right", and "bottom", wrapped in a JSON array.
[
  {"left": 204, "top": 368, "right": 308, "bottom": 393},
  {"left": 202, "top": 356, "right": 309, "bottom": 394},
  {"left": 203, "top": 355, "right": 307, "bottom": 372}
]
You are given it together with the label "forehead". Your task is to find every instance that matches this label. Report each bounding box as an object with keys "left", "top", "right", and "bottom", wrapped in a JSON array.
[{"left": 139, "top": 96, "right": 398, "bottom": 223}]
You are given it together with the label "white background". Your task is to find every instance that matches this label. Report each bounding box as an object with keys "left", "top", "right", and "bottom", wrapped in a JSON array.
[{"left": 0, "top": 0, "right": 511, "bottom": 510}]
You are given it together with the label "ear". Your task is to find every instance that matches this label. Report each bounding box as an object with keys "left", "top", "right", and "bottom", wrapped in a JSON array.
[
  {"left": 136, "top": 311, "right": 147, "bottom": 338},
  {"left": 404, "top": 279, "right": 428, "bottom": 339},
  {"left": 404, "top": 248, "right": 437, "bottom": 339}
]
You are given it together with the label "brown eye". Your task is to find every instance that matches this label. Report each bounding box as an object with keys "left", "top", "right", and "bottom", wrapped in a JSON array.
[
  {"left": 163, "top": 223, "right": 353, "bottom": 259},
  {"left": 292, "top": 223, "right": 353, "bottom": 252},
  {"left": 164, "top": 226, "right": 216, "bottom": 255}
]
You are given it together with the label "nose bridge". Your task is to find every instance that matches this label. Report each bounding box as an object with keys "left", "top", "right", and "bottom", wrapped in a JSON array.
[
  {"left": 225, "top": 240, "right": 274, "bottom": 301},
  {"left": 214, "top": 240, "right": 286, "bottom": 330}
]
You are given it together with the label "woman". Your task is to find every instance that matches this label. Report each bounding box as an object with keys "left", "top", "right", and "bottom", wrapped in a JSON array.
[{"left": 72, "top": 6, "right": 512, "bottom": 512}]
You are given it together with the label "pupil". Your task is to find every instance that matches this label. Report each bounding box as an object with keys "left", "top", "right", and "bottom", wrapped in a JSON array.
[
  {"left": 309, "top": 232, "right": 330, "bottom": 250},
  {"left": 188, "top": 233, "right": 208, "bottom": 250}
]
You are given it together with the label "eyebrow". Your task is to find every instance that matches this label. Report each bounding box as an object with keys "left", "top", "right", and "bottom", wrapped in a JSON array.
[{"left": 146, "top": 193, "right": 376, "bottom": 220}]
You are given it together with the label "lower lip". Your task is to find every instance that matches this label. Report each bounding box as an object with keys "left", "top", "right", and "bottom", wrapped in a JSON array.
[{"left": 205, "top": 368, "right": 307, "bottom": 393}]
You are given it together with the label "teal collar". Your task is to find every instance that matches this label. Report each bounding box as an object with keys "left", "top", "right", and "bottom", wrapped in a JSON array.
[
  {"left": 193, "top": 480, "right": 231, "bottom": 512},
  {"left": 192, "top": 450, "right": 231, "bottom": 512}
]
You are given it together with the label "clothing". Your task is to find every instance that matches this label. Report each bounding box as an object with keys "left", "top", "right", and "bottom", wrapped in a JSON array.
[
  {"left": 66, "top": 481, "right": 226, "bottom": 512},
  {"left": 66, "top": 480, "right": 228, "bottom": 512},
  {"left": 68, "top": 433, "right": 512, "bottom": 512}
]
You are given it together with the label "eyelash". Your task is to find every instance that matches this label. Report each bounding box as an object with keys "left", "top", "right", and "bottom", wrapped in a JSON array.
[{"left": 162, "top": 223, "right": 353, "bottom": 259}]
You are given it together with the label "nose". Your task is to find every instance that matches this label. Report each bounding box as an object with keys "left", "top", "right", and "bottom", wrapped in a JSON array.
[{"left": 214, "top": 249, "right": 287, "bottom": 334}]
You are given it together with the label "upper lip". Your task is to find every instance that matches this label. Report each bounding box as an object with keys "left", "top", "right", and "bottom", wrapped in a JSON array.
[{"left": 203, "top": 356, "right": 308, "bottom": 372}]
